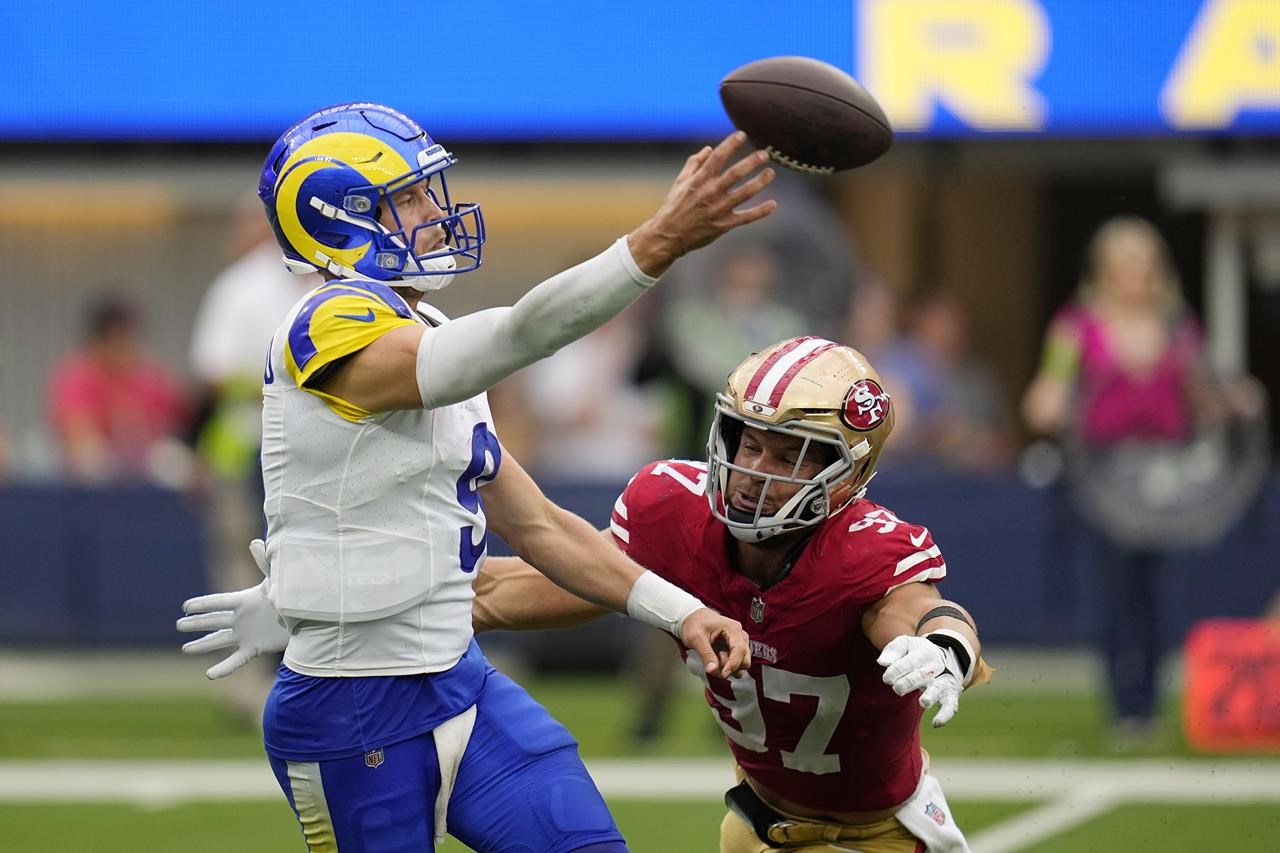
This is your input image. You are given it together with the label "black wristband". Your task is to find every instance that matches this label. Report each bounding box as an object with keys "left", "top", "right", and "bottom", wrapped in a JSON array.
[
  {"left": 914, "top": 605, "right": 973, "bottom": 634},
  {"left": 926, "top": 627, "right": 972, "bottom": 681},
  {"left": 926, "top": 631, "right": 973, "bottom": 678}
]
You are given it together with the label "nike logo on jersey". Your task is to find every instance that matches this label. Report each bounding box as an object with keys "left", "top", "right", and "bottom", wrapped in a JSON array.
[
  {"left": 909, "top": 529, "right": 929, "bottom": 547},
  {"left": 335, "top": 308, "right": 376, "bottom": 322}
]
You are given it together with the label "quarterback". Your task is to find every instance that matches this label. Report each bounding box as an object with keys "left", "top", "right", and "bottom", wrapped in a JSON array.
[
  {"left": 177, "top": 102, "right": 772, "bottom": 852},
  {"left": 474, "top": 338, "right": 992, "bottom": 852}
]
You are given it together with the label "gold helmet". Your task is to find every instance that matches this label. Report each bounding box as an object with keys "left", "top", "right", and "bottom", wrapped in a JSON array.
[{"left": 706, "top": 336, "right": 894, "bottom": 542}]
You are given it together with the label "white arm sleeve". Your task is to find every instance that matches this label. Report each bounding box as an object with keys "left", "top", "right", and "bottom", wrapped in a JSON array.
[{"left": 416, "top": 236, "right": 658, "bottom": 409}]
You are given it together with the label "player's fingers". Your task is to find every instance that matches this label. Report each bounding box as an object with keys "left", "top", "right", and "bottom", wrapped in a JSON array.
[
  {"left": 182, "top": 591, "right": 244, "bottom": 615},
  {"left": 701, "top": 131, "right": 749, "bottom": 174},
  {"left": 931, "top": 692, "right": 960, "bottom": 728},
  {"left": 876, "top": 636, "right": 912, "bottom": 668},
  {"left": 709, "top": 630, "right": 733, "bottom": 675},
  {"left": 720, "top": 199, "right": 777, "bottom": 230},
  {"left": 687, "top": 630, "right": 721, "bottom": 676},
  {"left": 721, "top": 167, "right": 776, "bottom": 211},
  {"left": 918, "top": 678, "right": 945, "bottom": 709},
  {"left": 181, "top": 628, "right": 235, "bottom": 656},
  {"left": 889, "top": 670, "right": 930, "bottom": 697},
  {"left": 720, "top": 626, "right": 751, "bottom": 677},
  {"left": 249, "top": 539, "right": 269, "bottom": 577},
  {"left": 176, "top": 610, "right": 234, "bottom": 633},
  {"left": 206, "top": 649, "right": 252, "bottom": 681},
  {"left": 715, "top": 148, "right": 771, "bottom": 191},
  {"left": 881, "top": 651, "right": 928, "bottom": 685},
  {"left": 677, "top": 146, "right": 714, "bottom": 182},
  {"left": 721, "top": 158, "right": 778, "bottom": 199}
]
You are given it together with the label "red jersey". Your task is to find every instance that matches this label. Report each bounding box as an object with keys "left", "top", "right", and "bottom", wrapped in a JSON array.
[{"left": 611, "top": 460, "right": 947, "bottom": 813}]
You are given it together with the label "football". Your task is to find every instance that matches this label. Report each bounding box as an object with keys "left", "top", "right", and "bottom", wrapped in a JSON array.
[{"left": 719, "top": 56, "right": 893, "bottom": 174}]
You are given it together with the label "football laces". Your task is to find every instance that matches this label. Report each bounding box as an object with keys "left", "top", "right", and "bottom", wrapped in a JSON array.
[{"left": 764, "top": 146, "right": 835, "bottom": 176}]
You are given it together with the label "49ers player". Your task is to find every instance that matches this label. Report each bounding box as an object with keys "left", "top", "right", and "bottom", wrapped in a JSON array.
[{"left": 475, "top": 337, "right": 992, "bottom": 852}]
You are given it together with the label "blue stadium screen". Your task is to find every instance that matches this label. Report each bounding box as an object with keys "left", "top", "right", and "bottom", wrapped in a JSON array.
[{"left": 5, "top": 0, "right": 1277, "bottom": 140}]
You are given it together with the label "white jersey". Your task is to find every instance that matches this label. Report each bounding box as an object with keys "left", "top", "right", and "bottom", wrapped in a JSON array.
[{"left": 260, "top": 279, "right": 499, "bottom": 676}]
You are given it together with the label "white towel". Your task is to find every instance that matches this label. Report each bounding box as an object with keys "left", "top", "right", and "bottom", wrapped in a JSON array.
[
  {"left": 894, "top": 772, "right": 972, "bottom": 852},
  {"left": 433, "top": 704, "right": 478, "bottom": 845}
]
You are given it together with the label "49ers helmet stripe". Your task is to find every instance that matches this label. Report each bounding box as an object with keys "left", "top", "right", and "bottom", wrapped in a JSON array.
[{"left": 744, "top": 336, "right": 837, "bottom": 407}]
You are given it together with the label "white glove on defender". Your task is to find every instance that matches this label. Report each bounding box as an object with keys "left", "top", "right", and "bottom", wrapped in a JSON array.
[
  {"left": 177, "top": 539, "right": 289, "bottom": 680},
  {"left": 877, "top": 635, "right": 963, "bottom": 728}
]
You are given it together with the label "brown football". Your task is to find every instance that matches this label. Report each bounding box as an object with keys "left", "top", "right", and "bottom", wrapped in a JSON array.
[{"left": 720, "top": 56, "right": 893, "bottom": 174}]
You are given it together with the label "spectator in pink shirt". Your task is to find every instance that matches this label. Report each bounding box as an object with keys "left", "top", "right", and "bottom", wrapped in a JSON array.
[
  {"left": 1023, "top": 217, "right": 1211, "bottom": 747},
  {"left": 47, "top": 294, "right": 190, "bottom": 485}
]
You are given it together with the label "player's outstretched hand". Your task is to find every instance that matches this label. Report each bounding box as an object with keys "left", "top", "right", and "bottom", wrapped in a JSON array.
[
  {"left": 176, "top": 539, "right": 289, "bottom": 680},
  {"left": 628, "top": 131, "right": 777, "bottom": 277},
  {"left": 877, "top": 635, "right": 963, "bottom": 727},
  {"left": 680, "top": 607, "right": 752, "bottom": 678}
]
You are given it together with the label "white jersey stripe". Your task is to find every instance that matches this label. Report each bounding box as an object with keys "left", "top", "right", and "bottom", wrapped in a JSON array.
[
  {"left": 894, "top": 545, "right": 942, "bottom": 576},
  {"left": 885, "top": 564, "right": 948, "bottom": 595},
  {"left": 747, "top": 337, "right": 833, "bottom": 405},
  {"left": 610, "top": 519, "right": 631, "bottom": 544},
  {"left": 613, "top": 496, "right": 629, "bottom": 521}
]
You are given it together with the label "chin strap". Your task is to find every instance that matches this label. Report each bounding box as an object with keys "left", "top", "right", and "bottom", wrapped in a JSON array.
[{"left": 403, "top": 253, "right": 457, "bottom": 291}]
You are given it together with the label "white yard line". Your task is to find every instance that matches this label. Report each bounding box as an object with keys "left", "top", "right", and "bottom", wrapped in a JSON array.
[
  {"left": 0, "top": 758, "right": 1277, "bottom": 804},
  {"left": 2, "top": 758, "right": 1277, "bottom": 852},
  {"left": 964, "top": 785, "right": 1119, "bottom": 853}
]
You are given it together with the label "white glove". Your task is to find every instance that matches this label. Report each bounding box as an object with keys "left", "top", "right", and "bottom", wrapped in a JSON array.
[
  {"left": 877, "top": 634, "right": 963, "bottom": 728},
  {"left": 177, "top": 539, "right": 289, "bottom": 680}
]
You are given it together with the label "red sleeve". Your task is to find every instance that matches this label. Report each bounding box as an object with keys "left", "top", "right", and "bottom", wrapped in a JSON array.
[
  {"left": 609, "top": 459, "right": 710, "bottom": 574},
  {"left": 610, "top": 461, "right": 669, "bottom": 555},
  {"left": 838, "top": 503, "right": 948, "bottom": 602}
]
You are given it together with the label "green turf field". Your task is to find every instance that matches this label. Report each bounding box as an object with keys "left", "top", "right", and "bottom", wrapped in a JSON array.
[
  {"left": 3, "top": 791, "right": 1279, "bottom": 852},
  {"left": 0, "top": 677, "right": 1247, "bottom": 761},
  {"left": 1, "top": 676, "right": 1277, "bottom": 851},
  {"left": 0, "top": 799, "right": 1042, "bottom": 853}
]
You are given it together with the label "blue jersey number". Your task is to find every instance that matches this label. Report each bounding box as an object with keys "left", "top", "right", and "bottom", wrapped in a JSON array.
[{"left": 456, "top": 422, "right": 502, "bottom": 573}]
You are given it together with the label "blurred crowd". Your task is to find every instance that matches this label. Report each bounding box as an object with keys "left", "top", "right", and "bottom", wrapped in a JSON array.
[
  {"left": 3, "top": 177, "right": 1170, "bottom": 492},
  {"left": 497, "top": 180, "right": 1017, "bottom": 484}
]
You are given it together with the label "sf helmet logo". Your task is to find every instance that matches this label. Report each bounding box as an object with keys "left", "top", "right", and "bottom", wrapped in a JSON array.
[{"left": 841, "top": 379, "right": 890, "bottom": 431}]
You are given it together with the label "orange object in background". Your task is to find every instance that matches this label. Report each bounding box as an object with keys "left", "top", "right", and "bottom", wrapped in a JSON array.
[{"left": 1183, "top": 619, "right": 1280, "bottom": 752}]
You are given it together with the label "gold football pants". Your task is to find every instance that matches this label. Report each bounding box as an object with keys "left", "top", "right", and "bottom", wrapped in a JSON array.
[{"left": 719, "top": 806, "right": 923, "bottom": 853}]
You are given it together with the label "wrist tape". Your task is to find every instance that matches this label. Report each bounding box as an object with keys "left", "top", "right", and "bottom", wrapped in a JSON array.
[
  {"left": 925, "top": 628, "right": 977, "bottom": 686},
  {"left": 626, "top": 570, "right": 705, "bottom": 636}
]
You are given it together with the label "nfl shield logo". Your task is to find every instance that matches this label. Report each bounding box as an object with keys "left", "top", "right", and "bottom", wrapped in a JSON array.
[
  {"left": 364, "top": 748, "right": 385, "bottom": 769},
  {"left": 924, "top": 802, "right": 946, "bottom": 826},
  {"left": 750, "top": 596, "right": 766, "bottom": 624}
]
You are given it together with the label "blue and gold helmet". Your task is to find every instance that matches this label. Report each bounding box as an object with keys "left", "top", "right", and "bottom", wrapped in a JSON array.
[{"left": 258, "top": 103, "right": 484, "bottom": 289}]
